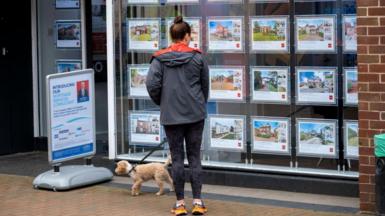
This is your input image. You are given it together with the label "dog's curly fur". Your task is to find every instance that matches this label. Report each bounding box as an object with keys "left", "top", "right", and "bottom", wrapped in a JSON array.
[{"left": 115, "top": 157, "right": 174, "bottom": 196}]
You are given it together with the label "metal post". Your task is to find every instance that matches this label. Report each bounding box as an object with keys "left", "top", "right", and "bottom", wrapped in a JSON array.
[
  {"left": 336, "top": 0, "right": 345, "bottom": 173},
  {"left": 31, "top": 0, "right": 40, "bottom": 137},
  {"left": 81, "top": 0, "right": 87, "bottom": 68},
  {"left": 107, "top": 0, "right": 117, "bottom": 159}
]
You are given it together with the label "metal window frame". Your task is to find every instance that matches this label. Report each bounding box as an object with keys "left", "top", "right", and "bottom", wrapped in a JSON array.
[{"left": 107, "top": 0, "right": 117, "bottom": 159}]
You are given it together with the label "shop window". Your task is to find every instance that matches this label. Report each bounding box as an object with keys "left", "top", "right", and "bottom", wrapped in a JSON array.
[{"left": 113, "top": 0, "right": 358, "bottom": 177}]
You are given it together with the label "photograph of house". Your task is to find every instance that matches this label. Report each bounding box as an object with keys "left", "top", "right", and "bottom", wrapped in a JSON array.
[
  {"left": 253, "top": 120, "right": 287, "bottom": 143},
  {"left": 254, "top": 70, "right": 287, "bottom": 93},
  {"left": 347, "top": 123, "right": 358, "bottom": 147},
  {"left": 211, "top": 118, "right": 243, "bottom": 140},
  {"left": 299, "top": 122, "right": 335, "bottom": 146},
  {"left": 58, "top": 23, "right": 80, "bottom": 40},
  {"left": 130, "top": 68, "right": 148, "bottom": 89},
  {"left": 211, "top": 69, "right": 242, "bottom": 91},
  {"left": 344, "top": 17, "right": 357, "bottom": 42},
  {"left": 132, "top": 115, "right": 160, "bottom": 135},
  {"left": 130, "top": 21, "right": 159, "bottom": 42},
  {"left": 167, "top": 19, "right": 200, "bottom": 48},
  {"left": 299, "top": 71, "right": 334, "bottom": 93},
  {"left": 189, "top": 20, "right": 200, "bottom": 44},
  {"left": 252, "top": 19, "right": 286, "bottom": 41},
  {"left": 209, "top": 20, "right": 241, "bottom": 42},
  {"left": 297, "top": 18, "right": 333, "bottom": 41},
  {"left": 347, "top": 70, "right": 358, "bottom": 94}
]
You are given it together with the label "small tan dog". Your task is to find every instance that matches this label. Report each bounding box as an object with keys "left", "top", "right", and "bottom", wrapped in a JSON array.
[{"left": 115, "top": 156, "right": 174, "bottom": 196}]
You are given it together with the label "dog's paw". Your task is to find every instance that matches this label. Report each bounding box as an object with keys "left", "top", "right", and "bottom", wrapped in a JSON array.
[{"left": 156, "top": 192, "right": 163, "bottom": 196}]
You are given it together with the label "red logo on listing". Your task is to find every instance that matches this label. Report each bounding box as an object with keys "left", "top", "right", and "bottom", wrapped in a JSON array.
[
  {"left": 282, "top": 94, "right": 285, "bottom": 99},
  {"left": 282, "top": 145, "right": 286, "bottom": 150},
  {"left": 155, "top": 137, "right": 159, "bottom": 141},
  {"left": 329, "top": 148, "right": 334, "bottom": 153},
  {"left": 237, "top": 93, "right": 241, "bottom": 97},
  {"left": 329, "top": 95, "right": 333, "bottom": 100},
  {"left": 236, "top": 43, "right": 240, "bottom": 48},
  {"left": 328, "top": 43, "right": 332, "bottom": 48},
  {"left": 281, "top": 43, "right": 285, "bottom": 48},
  {"left": 194, "top": 44, "right": 198, "bottom": 48},
  {"left": 238, "top": 142, "right": 241, "bottom": 147}
]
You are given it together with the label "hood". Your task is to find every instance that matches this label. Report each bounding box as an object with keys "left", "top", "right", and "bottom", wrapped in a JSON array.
[{"left": 151, "top": 43, "right": 201, "bottom": 67}]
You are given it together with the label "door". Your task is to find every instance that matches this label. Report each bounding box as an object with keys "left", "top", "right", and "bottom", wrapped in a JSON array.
[{"left": 0, "top": 2, "right": 34, "bottom": 155}]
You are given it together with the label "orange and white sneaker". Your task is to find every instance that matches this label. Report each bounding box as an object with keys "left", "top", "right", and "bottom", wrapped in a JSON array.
[
  {"left": 191, "top": 201, "right": 207, "bottom": 215},
  {"left": 171, "top": 203, "right": 188, "bottom": 216}
]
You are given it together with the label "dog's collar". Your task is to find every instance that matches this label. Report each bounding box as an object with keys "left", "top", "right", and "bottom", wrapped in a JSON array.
[{"left": 127, "top": 165, "right": 137, "bottom": 175}]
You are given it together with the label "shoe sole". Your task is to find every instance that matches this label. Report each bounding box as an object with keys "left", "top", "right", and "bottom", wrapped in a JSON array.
[
  {"left": 192, "top": 210, "right": 207, "bottom": 215},
  {"left": 171, "top": 210, "right": 188, "bottom": 216}
]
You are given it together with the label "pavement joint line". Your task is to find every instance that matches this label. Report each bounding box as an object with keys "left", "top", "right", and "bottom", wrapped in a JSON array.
[{"left": 102, "top": 181, "right": 359, "bottom": 214}]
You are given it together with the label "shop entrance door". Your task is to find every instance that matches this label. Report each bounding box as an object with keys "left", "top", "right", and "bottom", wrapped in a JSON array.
[{"left": 0, "top": 2, "right": 33, "bottom": 155}]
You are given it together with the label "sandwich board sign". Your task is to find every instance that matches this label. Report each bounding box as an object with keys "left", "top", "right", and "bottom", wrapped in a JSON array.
[
  {"left": 33, "top": 69, "right": 112, "bottom": 191},
  {"left": 48, "top": 69, "right": 95, "bottom": 163}
]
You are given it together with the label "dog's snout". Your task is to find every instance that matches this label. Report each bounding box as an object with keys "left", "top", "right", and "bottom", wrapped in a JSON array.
[{"left": 114, "top": 165, "right": 126, "bottom": 175}]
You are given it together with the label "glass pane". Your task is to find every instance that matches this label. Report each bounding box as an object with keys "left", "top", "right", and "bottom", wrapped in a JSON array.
[{"left": 114, "top": 0, "right": 358, "bottom": 176}]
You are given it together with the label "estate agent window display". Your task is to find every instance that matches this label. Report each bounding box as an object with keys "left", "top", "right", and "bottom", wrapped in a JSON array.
[{"left": 113, "top": 0, "right": 358, "bottom": 175}]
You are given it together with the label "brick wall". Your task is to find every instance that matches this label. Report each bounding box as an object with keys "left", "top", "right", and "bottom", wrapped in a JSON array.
[{"left": 357, "top": 0, "right": 385, "bottom": 213}]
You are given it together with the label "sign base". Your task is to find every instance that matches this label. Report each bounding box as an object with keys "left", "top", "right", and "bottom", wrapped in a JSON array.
[{"left": 33, "top": 165, "right": 113, "bottom": 191}]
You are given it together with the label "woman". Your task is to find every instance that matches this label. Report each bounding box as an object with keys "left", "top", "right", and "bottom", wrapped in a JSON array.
[{"left": 146, "top": 16, "right": 209, "bottom": 216}]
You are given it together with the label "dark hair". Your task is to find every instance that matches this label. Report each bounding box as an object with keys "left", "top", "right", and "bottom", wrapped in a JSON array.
[{"left": 170, "top": 16, "right": 191, "bottom": 43}]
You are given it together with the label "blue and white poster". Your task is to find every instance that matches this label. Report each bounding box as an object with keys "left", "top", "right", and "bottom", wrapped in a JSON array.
[
  {"left": 56, "top": 0, "right": 80, "bottom": 9},
  {"left": 56, "top": 60, "right": 82, "bottom": 73},
  {"left": 48, "top": 70, "right": 95, "bottom": 163}
]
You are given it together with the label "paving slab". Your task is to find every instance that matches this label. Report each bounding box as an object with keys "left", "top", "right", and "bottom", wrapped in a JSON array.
[{"left": 0, "top": 174, "right": 359, "bottom": 216}]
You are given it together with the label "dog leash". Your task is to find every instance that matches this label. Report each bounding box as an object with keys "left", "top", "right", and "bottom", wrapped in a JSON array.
[{"left": 127, "top": 139, "right": 168, "bottom": 175}]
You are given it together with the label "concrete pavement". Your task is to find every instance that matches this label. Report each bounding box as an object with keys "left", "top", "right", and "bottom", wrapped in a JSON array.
[
  {"left": 0, "top": 152, "right": 361, "bottom": 216},
  {"left": 0, "top": 174, "right": 358, "bottom": 216}
]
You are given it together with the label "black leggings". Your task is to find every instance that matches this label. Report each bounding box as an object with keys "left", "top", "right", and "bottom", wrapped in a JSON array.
[{"left": 164, "top": 120, "right": 205, "bottom": 200}]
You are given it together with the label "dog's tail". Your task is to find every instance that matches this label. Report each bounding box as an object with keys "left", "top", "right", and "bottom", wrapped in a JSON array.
[{"left": 164, "top": 155, "right": 172, "bottom": 167}]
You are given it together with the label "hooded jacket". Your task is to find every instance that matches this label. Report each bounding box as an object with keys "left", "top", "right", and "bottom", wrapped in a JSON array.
[{"left": 146, "top": 43, "right": 209, "bottom": 125}]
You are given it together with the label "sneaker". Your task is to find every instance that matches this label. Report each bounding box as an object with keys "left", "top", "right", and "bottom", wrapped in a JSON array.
[
  {"left": 171, "top": 203, "right": 188, "bottom": 216},
  {"left": 191, "top": 201, "right": 207, "bottom": 215}
]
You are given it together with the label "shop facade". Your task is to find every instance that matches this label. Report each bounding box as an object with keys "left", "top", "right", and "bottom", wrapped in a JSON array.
[
  {"left": 3, "top": 0, "right": 384, "bottom": 213},
  {"left": 106, "top": 0, "right": 360, "bottom": 195}
]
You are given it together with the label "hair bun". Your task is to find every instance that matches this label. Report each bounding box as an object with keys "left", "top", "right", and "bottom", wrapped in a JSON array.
[{"left": 174, "top": 16, "right": 183, "bottom": 24}]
